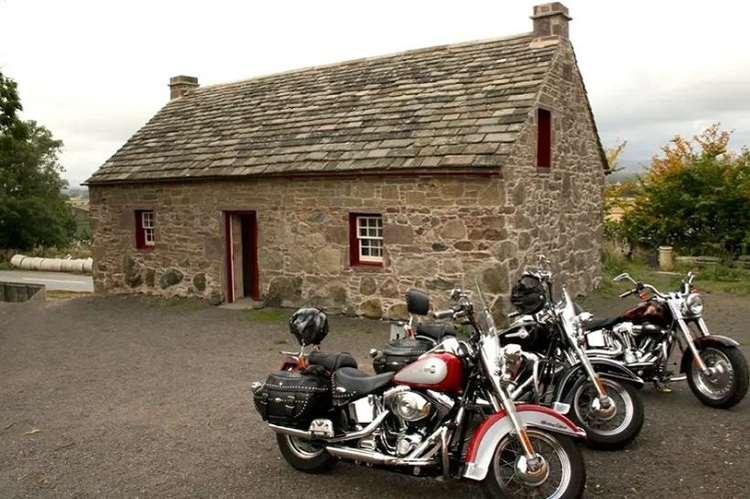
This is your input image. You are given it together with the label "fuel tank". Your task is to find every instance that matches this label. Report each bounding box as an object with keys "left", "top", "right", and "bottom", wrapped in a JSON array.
[
  {"left": 620, "top": 299, "right": 672, "bottom": 328},
  {"left": 393, "top": 352, "right": 463, "bottom": 394}
]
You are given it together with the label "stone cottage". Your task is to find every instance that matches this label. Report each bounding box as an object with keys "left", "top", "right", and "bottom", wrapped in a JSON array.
[{"left": 85, "top": 2, "right": 606, "bottom": 318}]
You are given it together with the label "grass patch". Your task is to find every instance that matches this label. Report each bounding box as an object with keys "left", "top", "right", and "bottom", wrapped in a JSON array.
[
  {"left": 163, "top": 297, "right": 206, "bottom": 311},
  {"left": 599, "top": 249, "right": 750, "bottom": 297},
  {"left": 46, "top": 290, "right": 90, "bottom": 300},
  {"left": 244, "top": 308, "right": 285, "bottom": 323}
]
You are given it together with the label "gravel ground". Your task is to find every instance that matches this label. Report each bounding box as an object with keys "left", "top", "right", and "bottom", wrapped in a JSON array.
[{"left": 1, "top": 291, "right": 748, "bottom": 498}]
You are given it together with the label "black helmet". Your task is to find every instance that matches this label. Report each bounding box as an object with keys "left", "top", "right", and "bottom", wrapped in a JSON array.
[
  {"left": 289, "top": 307, "right": 329, "bottom": 346},
  {"left": 510, "top": 276, "right": 547, "bottom": 315}
]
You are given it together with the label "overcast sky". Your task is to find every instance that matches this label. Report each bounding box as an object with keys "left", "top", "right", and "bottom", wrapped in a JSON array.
[{"left": 1, "top": 0, "right": 748, "bottom": 188}]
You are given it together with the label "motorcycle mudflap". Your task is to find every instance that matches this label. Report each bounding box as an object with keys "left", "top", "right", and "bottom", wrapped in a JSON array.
[
  {"left": 253, "top": 371, "right": 331, "bottom": 427},
  {"left": 372, "top": 337, "right": 433, "bottom": 374}
]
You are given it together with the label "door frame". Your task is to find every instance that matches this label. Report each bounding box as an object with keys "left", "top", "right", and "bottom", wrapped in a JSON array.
[{"left": 224, "top": 211, "right": 259, "bottom": 302}]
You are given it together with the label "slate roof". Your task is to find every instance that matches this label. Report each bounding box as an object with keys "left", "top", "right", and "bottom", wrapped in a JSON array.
[{"left": 87, "top": 34, "right": 562, "bottom": 185}]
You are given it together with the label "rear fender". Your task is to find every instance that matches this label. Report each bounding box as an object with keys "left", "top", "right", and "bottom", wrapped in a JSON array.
[
  {"left": 462, "top": 404, "right": 585, "bottom": 481},
  {"left": 680, "top": 335, "right": 740, "bottom": 373}
]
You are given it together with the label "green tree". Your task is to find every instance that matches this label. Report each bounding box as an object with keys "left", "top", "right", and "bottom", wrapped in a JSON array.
[
  {"left": 620, "top": 124, "right": 750, "bottom": 257},
  {"left": 0, "top": 71, "right": 75, "bottom": 250}
]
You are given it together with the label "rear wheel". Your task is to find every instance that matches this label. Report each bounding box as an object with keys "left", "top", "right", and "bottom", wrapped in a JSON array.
[
  {"left": 569, "top": 377, "right": 644, "bottom": 450},
  {"left": 687, "top": 345, "right": 749, "bottom": 409},
  {"left": 480, "top": 429, "right": 585, "bottom": 499},
  {"left": 276, "top": 434, "right": 336, "bottom": 473}
]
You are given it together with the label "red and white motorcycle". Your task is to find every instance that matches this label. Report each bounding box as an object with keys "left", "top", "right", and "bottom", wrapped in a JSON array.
[{"left": 252, "top": 291, "right": 587, "bottom": 498}]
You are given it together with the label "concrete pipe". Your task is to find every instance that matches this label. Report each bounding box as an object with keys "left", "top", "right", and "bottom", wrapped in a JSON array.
[
  {"left": 39, "top": 259, "right": 63, "bottom": 272},
  {"left": 83, "top": 258, "right": 93, "bottom": 273},
  {"left": 28, "top": 257, "right": 44, "bottom": 270},
  {"left": 10, "top": 254, "right": 26, "bottom": 268}
]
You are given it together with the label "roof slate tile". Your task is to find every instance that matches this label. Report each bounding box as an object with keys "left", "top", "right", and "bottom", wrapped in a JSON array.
[{"left": 87, "top": 34, "right": 560, "bottom": 184}]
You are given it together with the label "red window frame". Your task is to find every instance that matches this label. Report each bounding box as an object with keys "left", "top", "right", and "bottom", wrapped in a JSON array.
[
  {"left": 349, "top": 213, "right": 383, "bottom": 267},
  {"left": 135, "top": 210, "right": 155, "bottom": 250},
  {"left": 537, "top": 108, "right": 552, "bottom": 168}
]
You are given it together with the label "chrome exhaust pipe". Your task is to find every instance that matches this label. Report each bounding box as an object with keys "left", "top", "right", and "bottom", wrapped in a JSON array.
[
  {"left": 268, "top": 410, "right": 390, "bottom": 442},
  {"left": 325, "top": 446, "right": 398, "bottom": 464}
]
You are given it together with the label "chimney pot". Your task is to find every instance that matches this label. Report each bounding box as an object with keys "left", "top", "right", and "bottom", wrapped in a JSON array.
[
  {"left": 169, "top": 75, "right": 199, "bottom": 100},
  {"left": 531, "top": 2, "right": 572, "bottom": 39}
]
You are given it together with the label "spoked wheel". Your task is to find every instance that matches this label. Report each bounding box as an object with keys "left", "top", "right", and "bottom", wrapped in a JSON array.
[
  {"left": 687, "top": 346, "right": 749, "bottom": 409},
  {"left": 481, "top": 429, "right": 585, "bottom": 499},
  {"left": 276, "top": 434, "right": 336, "bottom": 473},
  {"left": 570, "top": 378, "right": 644, "bottom": 450}
]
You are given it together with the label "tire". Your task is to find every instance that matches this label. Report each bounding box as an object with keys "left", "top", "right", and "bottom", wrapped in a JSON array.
[
  {"left": 480, "top": 429, "right": 585, "bottom": 499},
  {"left": 569, "top": 377, "right": 644, "bottom": 451},
  {"left": 276, "top": 434, "right": 336, "bottom": 474},
  {"left": 687, "top": 345, "right": 749, "bottom": 409}
]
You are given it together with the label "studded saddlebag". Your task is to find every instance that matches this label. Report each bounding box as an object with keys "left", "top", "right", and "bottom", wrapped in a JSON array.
[{"left": 253, "top": 371, "right": 331, "bottom": 427}]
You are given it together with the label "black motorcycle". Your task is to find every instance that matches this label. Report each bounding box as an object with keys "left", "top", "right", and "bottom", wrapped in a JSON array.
[{"left": 582, "top": 271, "right": 749, "bottom": 409}]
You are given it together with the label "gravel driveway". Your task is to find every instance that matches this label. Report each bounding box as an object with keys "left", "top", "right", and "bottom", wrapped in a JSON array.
[{"left": 1, "top": 292, "right": 748, "bottom": 498}]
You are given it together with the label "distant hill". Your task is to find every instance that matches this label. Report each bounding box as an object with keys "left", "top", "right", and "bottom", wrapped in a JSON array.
[
  {"left": 65, "top": 187, "right": 89, "bottom": 199},
  {"left": 606, "top": 159, "right": 648, "bottom": 184}
]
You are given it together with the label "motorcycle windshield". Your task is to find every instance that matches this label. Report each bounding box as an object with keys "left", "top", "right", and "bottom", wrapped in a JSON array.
[
  {"left": 557, "top": 287, "right": 579, "bottom": 340},
  {"left": 474, "top": 280, "right": 498, "bottom": 336}
]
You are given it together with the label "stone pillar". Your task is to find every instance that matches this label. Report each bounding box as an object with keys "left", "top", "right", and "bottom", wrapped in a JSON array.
[
  {"left": 531, "top": 2, "right": 572, "bottom": 39},
  {"left": 169, "top": 75, "right": 199, "bottom": 100},
  {"left": 659, "top": 246, "right": 674, "bottom": 272}
]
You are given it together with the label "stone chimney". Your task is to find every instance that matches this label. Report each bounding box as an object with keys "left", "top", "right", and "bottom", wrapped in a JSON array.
[
  {"left": 531, "top": 3, "right": 571, "bottom": 39},
  {"left": 169, "top": 75, "right": 199, "bottom": 100}
]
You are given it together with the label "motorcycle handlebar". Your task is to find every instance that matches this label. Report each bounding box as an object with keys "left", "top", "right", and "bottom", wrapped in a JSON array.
[
  {"left": 433, "top": 308, "right": 455, "bottom": 320},
  {"left": 619, "top": 290, "right": 634, "bottom": 299}
]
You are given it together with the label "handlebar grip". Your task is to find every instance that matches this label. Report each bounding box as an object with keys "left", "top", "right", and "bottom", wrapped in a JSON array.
[
  {"left": 619, "top": 290, "right": 633, "bottom": 298},
  {"left": 433, "top": 309, "right": 455, "bottom": 320}
]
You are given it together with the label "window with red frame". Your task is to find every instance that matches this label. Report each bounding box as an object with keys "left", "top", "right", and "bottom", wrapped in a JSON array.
[
  {"left": 349, "top": 214, "right": 383, "bottom": 266},
  {"left": 135, "top": 210, "right": 155, "bottom": 249},
  {"left": 537, "top": 108, "right": 552, "bottom": 168}
]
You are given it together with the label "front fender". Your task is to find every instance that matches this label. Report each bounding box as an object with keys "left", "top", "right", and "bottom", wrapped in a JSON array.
[
  {"left": 679, "top": 335, "right": 740, "bottom": 373},
  {"left": 556, "top": 360, "right": 644, "bottom": 403},
  {"left": 463, "top": 404, "right": 585, "bottom": 481}
]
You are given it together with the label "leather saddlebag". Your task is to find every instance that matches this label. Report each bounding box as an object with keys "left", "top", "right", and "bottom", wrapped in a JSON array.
[
  {"left": 253, "top": 371, "right": 331, "bottom": 427},
  {"left": 372, "top": 337, "right": 434, "bottom": 374}
]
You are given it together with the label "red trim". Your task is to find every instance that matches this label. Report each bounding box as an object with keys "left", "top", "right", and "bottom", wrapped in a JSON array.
[
  {"left": 465, "top": 404, "right": 581, "bottom": 464},
  {"left": 224, "top": 211, "right": 234, "bottom": 303},
  {"left": 134, "top": 210, "right": 154, "bottom": 250},
  {"left": 246, "top": 212, "right": 260, "bottom": 300},
  {"left": 537, "top": 108, "right": 551, "bottom": 168},
  {"left": 349, "top": 213, "right": 383, "bottom": 267},
  {"left": 224, "top": 211, "right": 260, "bottom": 303}
]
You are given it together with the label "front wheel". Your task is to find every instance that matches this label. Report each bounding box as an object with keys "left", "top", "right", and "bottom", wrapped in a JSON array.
[
  {"left": 569, "top": 378, "right": 644, "bottom": 451},
  {"left": 480, "top": 429, "right": 585, "bottom": 499},
  {"left": 687, "top": 345, "right": 749, "bottom": 409},
  {"left": 276, "top": 434, "right": 336, "bottom": 473}
]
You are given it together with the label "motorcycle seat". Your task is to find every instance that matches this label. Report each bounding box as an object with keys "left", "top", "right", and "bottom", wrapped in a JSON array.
[
  {"left": 415, "top": 324, "right": 458, "bottom": 342},
  {"left": 583, "top": 317, "right": 620, "bottom": 331},
  {"left": 308, "top": 351, "right": 358, "bottom": 371},
  {"left": 331, "top": 367, "right": 394, "bottom": 405}
]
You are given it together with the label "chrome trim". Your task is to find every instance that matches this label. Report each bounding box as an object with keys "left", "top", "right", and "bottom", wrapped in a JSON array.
[{"left": 268, "top": 410, "right": 390, "bottom": 443}]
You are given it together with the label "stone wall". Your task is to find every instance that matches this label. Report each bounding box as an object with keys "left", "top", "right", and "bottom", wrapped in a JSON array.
[
  {"left": 502, "top": 38, "right": 605, "bottom": 298},
  {"left": 90, "top": 174, "right": 518, "bottom": 319}
]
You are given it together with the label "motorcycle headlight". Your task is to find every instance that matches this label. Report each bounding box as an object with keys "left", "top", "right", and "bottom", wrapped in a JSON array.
[{"left": 685, "top": 293, "right": 704, "bottom": 316}]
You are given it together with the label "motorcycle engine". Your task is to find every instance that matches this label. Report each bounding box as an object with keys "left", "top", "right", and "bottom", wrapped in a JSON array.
[{"left": 388, "top": 391, "right": 432, "bottom": 422}]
